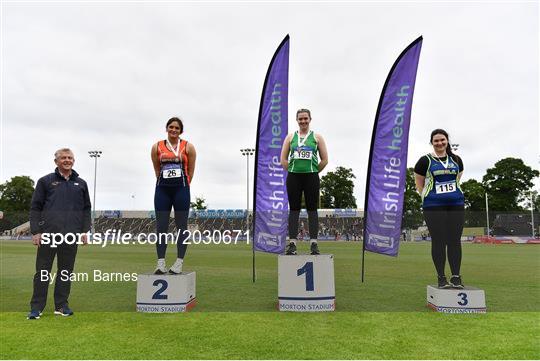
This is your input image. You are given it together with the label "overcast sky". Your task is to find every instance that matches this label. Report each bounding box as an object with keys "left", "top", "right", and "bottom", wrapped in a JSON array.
[{"left": 1, "top": 1, "right": 538, "bottom": 210}]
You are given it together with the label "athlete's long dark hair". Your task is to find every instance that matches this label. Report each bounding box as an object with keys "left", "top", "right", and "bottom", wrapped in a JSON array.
[{"left": 430, "top": 128, "right": 457, "bottom": 160}]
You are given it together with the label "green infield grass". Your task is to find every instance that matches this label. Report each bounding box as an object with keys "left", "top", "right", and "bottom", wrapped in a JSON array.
[{"left": 1, "top": 241, "right": 539, "bottom": 359}]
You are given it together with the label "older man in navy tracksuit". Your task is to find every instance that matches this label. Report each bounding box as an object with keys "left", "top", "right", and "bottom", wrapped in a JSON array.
[{"left": 27, "top": 148, "right": 91, "bottom": 319}]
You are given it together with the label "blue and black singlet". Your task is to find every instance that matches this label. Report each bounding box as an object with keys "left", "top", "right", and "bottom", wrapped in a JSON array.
[{"left": 414, "top": 154, "right": 464, "bottom": 209}]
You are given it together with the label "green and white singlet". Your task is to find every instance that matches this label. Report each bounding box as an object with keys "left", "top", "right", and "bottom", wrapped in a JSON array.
[{"left": 288, "top": 130, "right": 319, "bottom": 173}]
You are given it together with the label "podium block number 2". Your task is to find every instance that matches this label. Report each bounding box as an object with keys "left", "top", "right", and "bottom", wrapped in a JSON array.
[
  {"left": 152, "top": 279, "right": 169, "bottom": 300},
  {"left": 297, "top": 262, "right": 314, "bottom": 291}
]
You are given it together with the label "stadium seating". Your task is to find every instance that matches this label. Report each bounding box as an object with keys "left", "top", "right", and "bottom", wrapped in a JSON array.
[
  {"left": 492, "top": 213, "right": 539, "bottom": 236},
  {"left": 93, "top": 214, "right": 363, "bottom": 241}
]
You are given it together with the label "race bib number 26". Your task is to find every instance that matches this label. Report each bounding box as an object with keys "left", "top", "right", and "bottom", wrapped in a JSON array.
[{"left": 162, "top": 164, "right": 183, "bottom": 179}]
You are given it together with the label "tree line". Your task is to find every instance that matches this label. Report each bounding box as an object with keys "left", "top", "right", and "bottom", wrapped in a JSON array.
[
  {"left": 0, "top": 157, "right": 538, "bottom": 232},
  {"left": 403, "top": 157, "right": 539, "bottom": 229},
  {"left": 315, "top": 157, "right": 538, "bottom": 230}
]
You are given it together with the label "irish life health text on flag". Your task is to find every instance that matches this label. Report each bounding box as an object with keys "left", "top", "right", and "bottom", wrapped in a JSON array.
[
  {"left": 364, "top": 37, "right": 423, "bottom": 256},
  {"left": 253, "top": 35, "right": 289, "bottom": 254}
]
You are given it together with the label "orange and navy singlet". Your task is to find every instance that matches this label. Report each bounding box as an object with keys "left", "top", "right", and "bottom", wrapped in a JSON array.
[{"left": 156, "top": 139, "right": 190, "bottom": 187}]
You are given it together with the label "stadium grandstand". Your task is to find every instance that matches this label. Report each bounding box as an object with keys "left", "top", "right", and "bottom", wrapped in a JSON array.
[
  {"left": 492, "top": 213, "right": 540, "bottom": 236},
  {"left": 4, "top": 209, "right": 539, "bottom": 243},
  {"left": 1, "top": 209, "right": 365, "bottom": 241}
]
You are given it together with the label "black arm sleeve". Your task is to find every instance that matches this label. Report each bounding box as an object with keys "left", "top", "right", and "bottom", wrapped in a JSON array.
[
  {"left": 452, "top": 154, "right": 464, "bottom": 172},
  {"left": 82, "top": 181, "right": 92, "bottom": 232},
  {"left": 29, "top": 177, "right": 46, "bottom": 234},
  {"left": 414, "top": 156, "right": 429, "bottom": 176}
]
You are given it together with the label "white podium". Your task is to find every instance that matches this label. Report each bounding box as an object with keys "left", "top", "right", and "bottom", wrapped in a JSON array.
[
  {"left": 427, "top": 285, "right": 486, "bottom": 313},
  {"left": 136, "top": 272, "right": 196, "bottom": 313},
  {"left": 278, "top": 254, "right": 335, "bottom": 312}
]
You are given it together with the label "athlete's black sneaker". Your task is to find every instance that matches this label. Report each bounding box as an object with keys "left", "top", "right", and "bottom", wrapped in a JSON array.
[
  {"left": 310, "top": 242, "right": 320, "bottom": 255},
  {"left": 437, "top": 276, "right": 451, "bottom": 289},
  {"left": 285, "top": 242, "right": 297, "bottom": 255},
  {"left": 450, "top": 275, "right": 464, "bottom": 289}
]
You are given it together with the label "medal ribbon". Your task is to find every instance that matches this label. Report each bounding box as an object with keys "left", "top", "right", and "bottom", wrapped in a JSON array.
[{"left": 166, "top": 139, "right": 180, "bottom": 158}]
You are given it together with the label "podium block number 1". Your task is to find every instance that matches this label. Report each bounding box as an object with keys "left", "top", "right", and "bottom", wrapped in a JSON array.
[
  {"left": 297, "top": 262, "right": 314, "bottom": 291},
  {"left": 152, "top": 279, "right": 168, "bottom": 300}
]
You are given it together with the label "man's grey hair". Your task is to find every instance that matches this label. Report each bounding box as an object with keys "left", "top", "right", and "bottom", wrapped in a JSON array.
[{"left": 54, "top": 148, "right": 74, "bottom": 160}]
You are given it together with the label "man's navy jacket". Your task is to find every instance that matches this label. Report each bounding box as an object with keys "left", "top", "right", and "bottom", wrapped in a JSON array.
[{"left": 29, "top": 168, "right": 92, "bottom": 235}]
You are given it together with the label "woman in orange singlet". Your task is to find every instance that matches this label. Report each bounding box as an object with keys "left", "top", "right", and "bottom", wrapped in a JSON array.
[{"left": 150, "top": 117, "right": 196, "bottom": 274}]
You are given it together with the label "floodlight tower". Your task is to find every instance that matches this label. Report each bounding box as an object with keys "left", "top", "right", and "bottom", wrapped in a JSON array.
[
  {"left": 88, "top": 150, "right": 102, "bottom": 231},
  {"left": 240, "top": 147, "right": 255, "bottom": 224}
]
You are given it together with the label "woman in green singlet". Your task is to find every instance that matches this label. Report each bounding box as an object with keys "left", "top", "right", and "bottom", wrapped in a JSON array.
[{"left": 280, "top": 108, "right": 329, "bottom": 255}]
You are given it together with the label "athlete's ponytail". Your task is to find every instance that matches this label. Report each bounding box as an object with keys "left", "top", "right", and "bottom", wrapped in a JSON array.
[{"left": 430, "top": 128, "right": 456, "bottom": 160}]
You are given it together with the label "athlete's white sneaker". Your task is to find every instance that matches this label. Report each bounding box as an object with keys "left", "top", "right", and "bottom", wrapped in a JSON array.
[
  {"left": 154, "top": 259, "right": 167, "bottom": 274},
  {"left": 169, "top": 258, "right": 183, "bottom": 274}
]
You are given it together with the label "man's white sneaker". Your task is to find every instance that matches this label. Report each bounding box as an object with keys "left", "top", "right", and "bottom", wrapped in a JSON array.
[
  {"left": 154, "top": 259, "right": 167, "bottom": 274},
  {"left": 169, "top": 259, "right": 183, "bottom": 274}
]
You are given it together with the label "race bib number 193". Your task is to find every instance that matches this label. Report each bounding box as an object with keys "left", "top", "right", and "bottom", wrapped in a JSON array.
[{"left": 293, "top": 147, "right": 313, "bottom": 160}]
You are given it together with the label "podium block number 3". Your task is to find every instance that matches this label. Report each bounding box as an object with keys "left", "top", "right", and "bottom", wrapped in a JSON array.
[
  {"left": 457, "top": 292, "right": 468, "bottom": 306},
  {"left": 297, "top": 262, "right": 314, "bottom": 291},
  {"left": 152, "top": 279, "right": 169, "bottom": 300}
]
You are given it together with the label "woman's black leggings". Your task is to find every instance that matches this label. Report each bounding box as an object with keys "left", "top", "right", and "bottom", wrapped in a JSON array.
[
  {"left": 154, "top": 185, "right": 190, "bottom": 259},
  {"left": 286, "top": 172, "right": 319, "bottom": 240},
  {"left": 423, "top": 205, "right": 465, "bottom": 277}
]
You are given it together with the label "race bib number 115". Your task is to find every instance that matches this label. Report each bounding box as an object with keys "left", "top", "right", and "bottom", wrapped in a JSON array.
[{"left": 435, "top": 181, "right": 456, "bottom": 194}]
